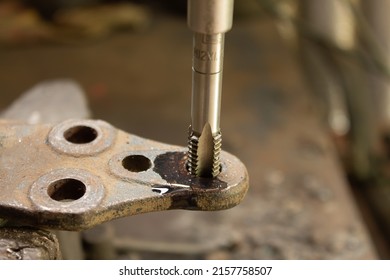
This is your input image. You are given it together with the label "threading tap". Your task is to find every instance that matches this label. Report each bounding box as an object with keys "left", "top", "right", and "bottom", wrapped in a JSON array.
[{"left": 187, "top": 0, "right": 234, "bottom": 178}]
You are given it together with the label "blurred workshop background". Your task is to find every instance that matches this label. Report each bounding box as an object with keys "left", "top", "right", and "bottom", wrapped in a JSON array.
[{"left": 1, "top": 0, "right": 390, "bottom": 259}]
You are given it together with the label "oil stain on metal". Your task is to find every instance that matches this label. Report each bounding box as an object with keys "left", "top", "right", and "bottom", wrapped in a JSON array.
[{"left": 152, "top": 151, "right": 228, "bottom": 209}]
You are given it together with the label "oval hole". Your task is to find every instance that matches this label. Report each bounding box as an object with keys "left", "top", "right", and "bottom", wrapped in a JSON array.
[
  {"left": 63, "top": 126, "right": 98, "bottom": 144},
  {"left": 122, "top": 155, "right": 151, "bottom": 172},
  {"left": 47, "top": 178, "right": 86, "bottom": 202}
]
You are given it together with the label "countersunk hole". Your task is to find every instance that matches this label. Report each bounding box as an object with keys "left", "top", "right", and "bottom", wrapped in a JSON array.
[
  {"left": 122, "top": 155, "right": 151, "bottom": 172},
  {"left": 63, "top": 126, "right": 98, "bottom": 144},
  {"left": 47, "top": 179, "right": 86, "bottom": 202}
]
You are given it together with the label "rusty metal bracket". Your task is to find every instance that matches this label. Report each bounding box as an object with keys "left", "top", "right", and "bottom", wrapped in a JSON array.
[{"left": 0, "top": 119, "right": 248, "bottom": 231}]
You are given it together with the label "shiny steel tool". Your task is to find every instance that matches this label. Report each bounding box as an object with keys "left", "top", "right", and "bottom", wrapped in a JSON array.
[{"left": 187, "top": 0, "right": 234, "bottom": 178}]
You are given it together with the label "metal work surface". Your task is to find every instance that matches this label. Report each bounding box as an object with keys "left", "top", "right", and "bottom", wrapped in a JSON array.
[
  {"left": 106, "top": 16, "right": 377, "bottom": 259},
  {"left": 0, "top": 119, "right": 248, "bottom": 230},
  {"left": 0, "top": 10, "right": 377, "bottom": 258},
  {"left": 0, "top": 227, "right": 60, "bottom": 260}
]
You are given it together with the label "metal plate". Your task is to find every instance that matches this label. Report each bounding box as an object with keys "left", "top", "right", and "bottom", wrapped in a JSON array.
[{"left": 0, "top": 119, "right": 248, "bottom": 230}]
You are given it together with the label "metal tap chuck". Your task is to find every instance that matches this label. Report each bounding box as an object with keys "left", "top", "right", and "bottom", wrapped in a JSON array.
[{"left": 187, "top": 0, "right": 234, "bottom": 178}]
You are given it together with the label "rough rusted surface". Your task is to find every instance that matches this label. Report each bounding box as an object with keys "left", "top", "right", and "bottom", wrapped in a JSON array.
[
  {"left": 0, "top": 119, "right": 248, "bottom": 230},
  {"left": 0, "top": 227, "right": 61, "bottom": 260}
]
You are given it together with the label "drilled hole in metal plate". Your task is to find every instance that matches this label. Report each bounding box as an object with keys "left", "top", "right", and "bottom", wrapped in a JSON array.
[
  {"left": 122, "top": 155, "right": 151, "bottom": 172},
  {"left": 63, "top": 126, "right": 98, "bottom": 144},
  {"left": 47, "top": 179, "right": 86, "bottom": 202}
]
